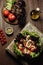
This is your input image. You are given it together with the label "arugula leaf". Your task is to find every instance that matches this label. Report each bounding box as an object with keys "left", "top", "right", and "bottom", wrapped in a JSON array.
[
  {"left": 21, "top": 30, "right": 29, "bottom": 37},
  {"left": 21, "top": 30, "right": 39, "bottom": 38},
  {"left": 30, "top": 52, "right": 39, "bottom": 58},
  {"left": 36, "top": 38, "right": 41, "bottom": 46}
]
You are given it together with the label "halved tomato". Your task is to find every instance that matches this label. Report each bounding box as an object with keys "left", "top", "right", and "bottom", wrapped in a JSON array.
[{"left": 8, "top": 13, "right": 16, "bottom": 21}]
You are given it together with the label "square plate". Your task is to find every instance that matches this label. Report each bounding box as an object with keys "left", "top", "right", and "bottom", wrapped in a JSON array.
[{"left": 6, "top": 22, "right": 43, "bottom": 64}]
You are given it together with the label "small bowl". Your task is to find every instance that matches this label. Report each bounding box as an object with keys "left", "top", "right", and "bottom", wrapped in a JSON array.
[
  {"left": 30, "top": 10, "right": 40, "bottom": 21},
  {"left": 5, "top": 27, "right": 14, "bottom": 36}
]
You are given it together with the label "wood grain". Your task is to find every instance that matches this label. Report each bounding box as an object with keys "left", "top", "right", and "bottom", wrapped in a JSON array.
[{"left": 0, "top": 0, "right": 43, "bottom": 65}]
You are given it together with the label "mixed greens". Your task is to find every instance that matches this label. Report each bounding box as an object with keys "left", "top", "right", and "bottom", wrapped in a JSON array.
[
  {"left": 13, "top": 30, "right": 42, "bottom": 58},
  {"left": 13, "top": 43, "right": 23, "bottom": 56}
]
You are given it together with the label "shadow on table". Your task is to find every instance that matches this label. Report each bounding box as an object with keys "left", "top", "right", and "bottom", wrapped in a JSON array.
[
  {"left": 6, "top": 51, "right": 43, "bottom": 65},
  {"left": 6, "top": 51, "right": 24, "bottom": 65},
  {"left": 28, "top": 51, "right": 43, "bottom": 65}
]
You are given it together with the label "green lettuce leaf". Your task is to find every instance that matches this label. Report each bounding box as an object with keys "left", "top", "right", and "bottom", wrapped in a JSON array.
[
  {"left": 30, "top": 52, "right": 39, "bottom": 58},
  {"left": 13, "top": 43, "right": 23, "bottom": 56},
  {"left": 21, "top": 30, "right": 39, "bottom": 37}
]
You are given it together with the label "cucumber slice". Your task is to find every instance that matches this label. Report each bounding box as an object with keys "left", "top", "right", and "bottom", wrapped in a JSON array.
[
  {"left": 6, "top": 0, "right": 16, "bottom": 10},
  {"left": 6, "top": 0, "right": 12, "bottom": 3}
]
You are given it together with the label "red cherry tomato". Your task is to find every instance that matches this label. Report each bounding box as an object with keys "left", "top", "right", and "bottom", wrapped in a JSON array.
[
  {"left": 4, "top": 39, "right": 7, "bottom": 43},
  {"left": 0, "top": 34, "right": 2, "bottom": 36},
  {"left": 3, "top": 9, "right": 9, "bottom": 17},
  {"left": 1, "top": 34, "right": 5, "bottom": 37},
  {"left": 0, "top": 34, "right": 2, "bottom": 39},
  {"left": 1, "top": 41, "right": 4, "bottom": 45},
  {"left": 1, "top": 38, "right": 4, "bottom": 41},
  {"left": 0, "top": 29, "right": 2, "bottom": 32},
  {"left": 8, "top": 13, "right": 16, "bottom": 21},
  {"left": 0, "top": 31, "right": 3, "bottom": 34},
  {"left": 1, "top": 38, "right": 7, "bottom": 45},
  {"left": 3, "top": 36, "right": 6, "bottom": 39}
]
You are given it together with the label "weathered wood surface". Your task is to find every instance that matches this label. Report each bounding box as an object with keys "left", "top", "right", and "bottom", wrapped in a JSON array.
[{"left": 0, "top": 0, "right": 43, "bottom": 65}]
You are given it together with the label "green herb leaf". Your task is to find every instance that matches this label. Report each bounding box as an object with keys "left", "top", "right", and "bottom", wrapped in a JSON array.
[{"left": 13, "top": 43, "right": 23, "bottom": 56}]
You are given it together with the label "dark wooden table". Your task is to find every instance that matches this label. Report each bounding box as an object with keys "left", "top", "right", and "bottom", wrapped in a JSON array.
[{"left": 0, "top": 0, "right": 43, "bottom": 65}]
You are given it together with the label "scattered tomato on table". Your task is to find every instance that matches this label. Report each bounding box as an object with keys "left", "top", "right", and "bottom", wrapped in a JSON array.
[{"left": 0, "top": 29, "right": 7, "bottom": 45}]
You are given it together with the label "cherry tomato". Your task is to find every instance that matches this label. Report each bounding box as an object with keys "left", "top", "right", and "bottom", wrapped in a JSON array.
[
  {"left": 4, "top": 39, "right": 7, "bottom": 43},
  {"left": 0, "top": 31, "right": 3, "bottom": 34},
  {"left": 1, "top": 41, "right": 4, "bottom": 45},
  {"left": 1, "top": 38, "right": 7, "bottom": 45},
  {"left": 0, "top": 30, "right": 2, "bottom": 32},
  {"left": 3, "top": 9, "right": 9, "bottom": 17},
  {"left": 8, "top": 13, "right": 16, "bottom": 21},
  {"left": 1, "top": 38, "right": 4, "bottom": 42},
  {"left": 0, "top": 34, "right": 2, "bottom": 39},
  {"left": 1, "top": 38, "right": 3, "bottom": 41},
  {"left": 0, "top": 34, "right": 2, "bottom": 36},
  {"left": 1, "top": 34, "right": 5, "bottom": 37}
]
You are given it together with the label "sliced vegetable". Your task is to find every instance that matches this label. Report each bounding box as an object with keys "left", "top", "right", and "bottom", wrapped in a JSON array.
[
  {"left": 6, "top": 3, "right": 12, "bottom": 10},
  {"left": 6, "top": 0, "right": 16, "bottom": 10},
  {"left": 6, "top": 0, "right": 12, "bottom": 4}
]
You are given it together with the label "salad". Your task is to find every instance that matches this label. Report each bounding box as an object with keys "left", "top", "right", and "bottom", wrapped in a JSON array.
[
  {"left": 2, "top": 0, "right": 26, "bottom": 25},
  {"left": 13, "top": 30, "right": 42, "bottom": 58}
]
